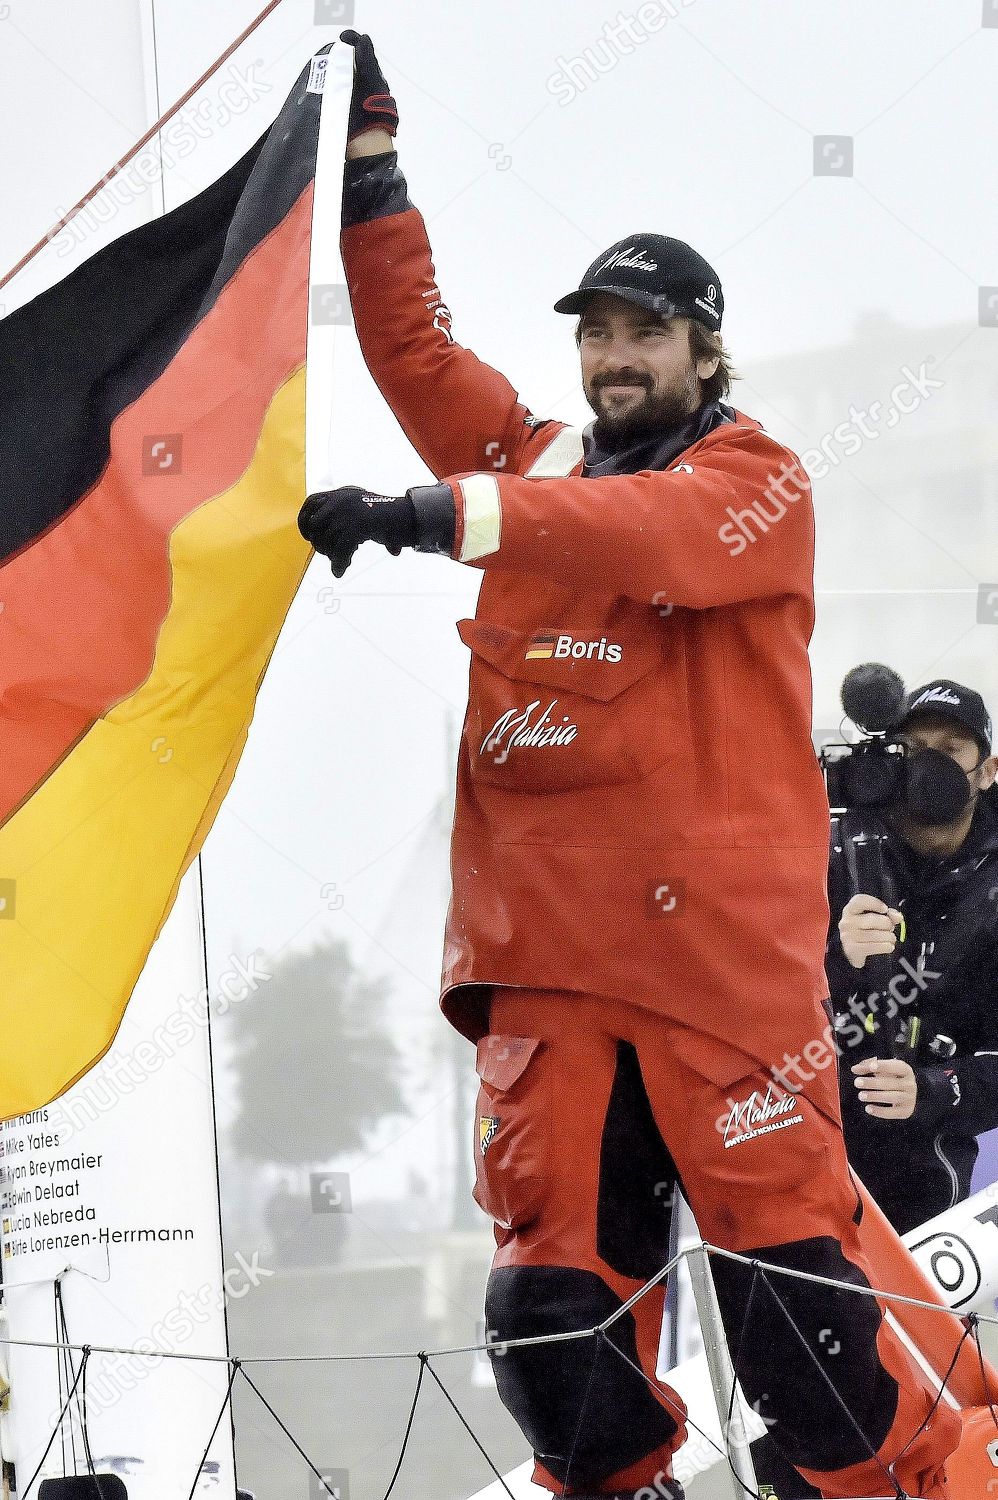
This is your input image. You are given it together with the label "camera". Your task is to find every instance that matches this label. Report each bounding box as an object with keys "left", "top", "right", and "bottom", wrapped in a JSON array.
[{"left": 818, "top": 662, "right": 909, "bottom": 814}]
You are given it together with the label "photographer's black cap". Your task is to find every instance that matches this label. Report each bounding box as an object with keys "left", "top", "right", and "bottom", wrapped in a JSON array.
[
  {"left": 554, "top": 232, "right": 723, "bottom": 331},
  {"left": 901, "top": 679, "right": 993, "bottom": 755}
]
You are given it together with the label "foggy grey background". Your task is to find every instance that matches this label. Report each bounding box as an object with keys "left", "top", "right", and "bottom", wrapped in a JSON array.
[{"left": 2, "top": 1, "right": 996, "bottom": 1495}]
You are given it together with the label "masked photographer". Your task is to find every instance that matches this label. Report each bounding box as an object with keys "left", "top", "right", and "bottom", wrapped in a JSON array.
[{"left": 827, "top": 678, "right": 998, "bottom": 1236}]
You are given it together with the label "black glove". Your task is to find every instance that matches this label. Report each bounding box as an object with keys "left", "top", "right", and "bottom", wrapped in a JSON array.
[
  {"left": 340, "top": 30, "right": 399, "bottom": 143},
  {"left": 298, "top": 485, "right": 416, "bottom": 577}
]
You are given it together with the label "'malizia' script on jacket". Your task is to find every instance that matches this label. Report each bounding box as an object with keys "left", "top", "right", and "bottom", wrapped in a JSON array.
[{"left": 482, "top": 700, "right": 579, "bottom": 764}]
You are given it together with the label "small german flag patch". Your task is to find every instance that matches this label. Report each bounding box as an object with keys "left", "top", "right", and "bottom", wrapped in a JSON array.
[
  {"left": 525, "top": 632, "right": 557, "bottom": 660},
  {"left": 479, "top": 1115, "right": 500, "bottom": 1156}
]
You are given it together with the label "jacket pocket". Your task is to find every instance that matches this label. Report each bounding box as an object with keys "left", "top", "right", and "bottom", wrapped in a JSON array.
[
  {"left": 473, "top": 1034, "right": 549, "bottom": 1231},
  {"left": 458, "top": 616, "right": 672, "bottom": 793},
  {"left": 665, "top": 1025, "right": 765, "bottom": 1091}
]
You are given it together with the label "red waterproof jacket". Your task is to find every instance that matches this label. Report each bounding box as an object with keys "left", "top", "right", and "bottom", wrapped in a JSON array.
[{"left": 341, "top": 196, "right": 833, "bottom": 1080}]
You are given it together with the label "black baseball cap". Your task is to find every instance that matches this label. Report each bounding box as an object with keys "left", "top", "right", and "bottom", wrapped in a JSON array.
[
  {"left": 554, "top": 232, "right": 724, "bottom": 331},
  {"left": 901, "top": 679, "right": 993, "bottom": 756}
]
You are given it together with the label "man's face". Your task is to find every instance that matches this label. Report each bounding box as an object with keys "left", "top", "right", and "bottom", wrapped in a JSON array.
[
  {"left": 899, "top": 713, "right": 996, "bottom": 792},
  {"left": 578, "top": 293, "right": 716, "bottom": 437}
]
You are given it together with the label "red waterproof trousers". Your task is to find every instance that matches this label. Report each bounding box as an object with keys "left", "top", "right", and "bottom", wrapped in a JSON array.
[{"left": 472, "top": 987, "right": 960, "bottom": 1498}]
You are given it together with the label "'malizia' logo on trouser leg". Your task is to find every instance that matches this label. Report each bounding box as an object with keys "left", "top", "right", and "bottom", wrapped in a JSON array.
[
  {"left": 479, "top": 1116, "right": 500, "bottom": 1156},
  {"left": 721, "top": 1087, "right": 804, "bottom": 1148}
]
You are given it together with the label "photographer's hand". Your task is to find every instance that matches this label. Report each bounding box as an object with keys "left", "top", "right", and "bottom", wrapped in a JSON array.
[
  {"left": 839, "top": 892, "right": 903, "bottom": 970},
  {"left": 852, "top": 1057, "right": 917, "bottom": 1120}
]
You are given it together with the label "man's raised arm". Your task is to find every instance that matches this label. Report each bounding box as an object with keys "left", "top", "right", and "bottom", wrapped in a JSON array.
[{"left": 339, "top": 33, "right": 537, "bottom": 483}]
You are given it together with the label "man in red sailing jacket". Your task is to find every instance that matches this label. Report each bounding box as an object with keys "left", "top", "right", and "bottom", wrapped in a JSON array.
[{"left": 299, "top": 33, "right": 961, "bottom": 1500}]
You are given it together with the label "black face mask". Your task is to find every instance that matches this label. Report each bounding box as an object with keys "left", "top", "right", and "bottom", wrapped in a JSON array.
[{"left": 901, "top": 746, "right": 985, "bottom": 827}]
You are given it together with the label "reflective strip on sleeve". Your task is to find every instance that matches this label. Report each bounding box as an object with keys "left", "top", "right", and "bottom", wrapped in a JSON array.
[
  {"left": 523, "top": 426, "right": 585, "bottom": 478},
  {"left": 458, "top": 474, "right": 502, "bottom": 561}
]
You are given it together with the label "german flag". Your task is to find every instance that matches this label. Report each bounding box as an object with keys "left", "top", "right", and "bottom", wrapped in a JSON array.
[
  {"left": 524, "top": 632, "right": 558, "bottom": 660},
  {"left": 0, "top": 53, "right": 332, "bottom": 1120}
]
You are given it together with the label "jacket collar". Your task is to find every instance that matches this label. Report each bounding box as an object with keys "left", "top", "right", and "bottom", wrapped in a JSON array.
[{"left": 581, "top": 398, "right": 736, "bottom": 478}]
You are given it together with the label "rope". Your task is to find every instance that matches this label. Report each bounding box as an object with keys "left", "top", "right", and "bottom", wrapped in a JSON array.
[
  {"left": 2, "top": 1239, "right": 984, "bottom": 1497},
  {"left": 723, "top": 1260, "right": 762, "bottom": 1480},
  {"left": 562, "top": 1329, "right": 603, "bottom": 1493},
  {"left": 753, "top": 1265, "right": 903, "bottom": 1498},
  {"left": 186, "top": 1357, "right": 240, "bottom": 1500},
  {"left": 421, "top": 1358, "right": 517, "bottom": 1498},
  {"left": 53, "top": 1287, "right": 80, "bottom": 1478},
  {"left": 238, "top": 1362, "right": 354, "bottom": 1493},
  {"left": 380, "top": 1355, "right": 426, "bottom": 1500},
  {"left": 706, "top": 1242, "right": 998, "bottom": 1323},
  {"left": 52, "top": 1284, "right": 68, "bottom": 1479},
  {"left": 79, "top": 1347, "right": 99, "bottom": 1482},
  {"left": 885, "top": 1318, "right": 973, "bottom": 1490},
  {"left": 1, "top": 1236, "right": 989, "bottom": 1362},
  {"left": 20, "top": 1347, "right": 89, "bottom": 1497},
  {"left": 0, "top": 0, "right": 289, "bottom": 295},
  {"left": 599, "top": 1330, "right": 762, "bottom": 1499},
  {"left": 969, "top": 1312, "right": 998, "bottom": 1432}
]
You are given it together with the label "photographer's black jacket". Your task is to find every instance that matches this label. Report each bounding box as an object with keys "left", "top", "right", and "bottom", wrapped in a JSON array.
[{"left": 826, "top": 788, "right": 998, "bottom": 1234}]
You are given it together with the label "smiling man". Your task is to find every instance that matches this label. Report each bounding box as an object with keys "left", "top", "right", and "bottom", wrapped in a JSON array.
[
  {"left": 297, "top": 31, "right": 963, "bottom": 1500},
  {"left": 574, "top": 288, "right": 724, "bottom": 443}
]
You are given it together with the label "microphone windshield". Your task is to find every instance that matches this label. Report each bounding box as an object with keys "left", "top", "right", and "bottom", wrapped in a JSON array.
[{"left": 840, "top": 663, "right": 906, "bottom": 734}]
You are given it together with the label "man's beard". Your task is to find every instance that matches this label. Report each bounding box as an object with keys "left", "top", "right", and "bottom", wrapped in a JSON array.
[{"left": 584, "top": 363, "right": 702, "bottom": 440}]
